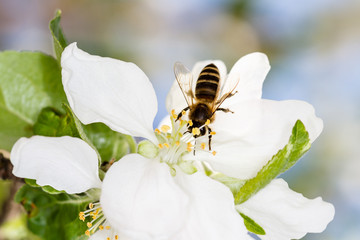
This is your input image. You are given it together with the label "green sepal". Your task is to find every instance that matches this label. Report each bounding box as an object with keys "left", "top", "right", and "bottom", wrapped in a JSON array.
[
  {"left": 49, "top": 10, "right": 68, "bottom": 62},
  {"left": 138, "top": 140, "right": 159, "bottom": 159},
  {"left": 0, "top": 51, "right": 66, "bottom": 150},
  {"left": 15, "top": 184, "right": 92, "bottom": 240},
  {"left": 210, "top": 173, "right": 246, "bottom": 197},
  {"left": 235, "top": 120, "right": 311, "bottom": 205},
  {"left": 178, "top": 160, "right": 197, "bottom": 175},
  {"left": 238, "top": 212, "right": 266, "bottom": 235}
]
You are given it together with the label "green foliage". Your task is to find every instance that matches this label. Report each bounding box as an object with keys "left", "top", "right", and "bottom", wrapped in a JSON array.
[
  {"left": 33, "top": 107, "right": 79, "bottom": 138},
  {"left": 235, "top": 120, "right": 311, "bottom": 205},
  {"left": 25, "top": 179, "right": 64, "bottom": 195},
  {"left": 0, "top": 214, "right": 41, "bottom": 240},
  {"left": 15, "top": 184, "right": 92, "bottom": 240},
  {"left": 84, "top": 123, "right": 136, "bottom": 164},
  {"left": 238, "top": 212, "right": 265, "bottom": 235},
  {"left": 0, "top": 51, "right": 66, "bottom": 150},
  {"left": 49, "top": 10, "right": 68, "bottom": 62},
  {"left": 33, "top": 103, "right": 135, "bottom": 165}
]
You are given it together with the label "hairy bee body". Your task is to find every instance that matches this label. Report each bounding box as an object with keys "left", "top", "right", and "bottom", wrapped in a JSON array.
[
  {"left": 195, "top": 63, "right": 220, "bottom": 102},
  {"left": 189, "top": 63, "right": 221, "bottom": 129},
  {"left": 174, "top": 62, "right": 237, "bottom": 152}
]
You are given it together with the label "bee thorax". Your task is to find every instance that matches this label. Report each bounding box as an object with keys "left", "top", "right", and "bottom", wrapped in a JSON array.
[{"left": 189, "top": 103, "right": 213, "bottom": 125}]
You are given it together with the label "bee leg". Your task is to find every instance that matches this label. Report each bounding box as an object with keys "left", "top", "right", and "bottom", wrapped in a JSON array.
[
  {"left": 207, "top": 126, "right": 212, "bottom": 151},
  {"left": 193, "top": 136, "right": 197, "bottom": 156},
  {"left": 176, "top": 106, "right": 190, "bottom": 121},
  {"left": 216, "top": 108, "right": 234, "bottom": 114},
  {"left": 227, "top": 90, "right": 238, "bottom": 98}
]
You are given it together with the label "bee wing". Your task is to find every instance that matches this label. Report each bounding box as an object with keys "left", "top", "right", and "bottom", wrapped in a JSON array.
[
  {"left": 174, "top": 62, "right": 194, "bottom": 107},
  {"left": 214, "top": 74, "right": 240, "bottom": 109}
]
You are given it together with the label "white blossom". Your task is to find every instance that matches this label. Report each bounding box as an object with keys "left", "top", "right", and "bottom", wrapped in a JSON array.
[{"left": 10, "top": 42, "right": 334, "bottom": 240}]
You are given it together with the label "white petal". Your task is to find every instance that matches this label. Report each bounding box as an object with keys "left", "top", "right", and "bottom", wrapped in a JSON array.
[
  {"left": 174, "top": 171, "right": 248, "bottom": 240},
  {"left": 166, "top": 60, "right": 227, "bottom": 114},
  {"left": 223, "top": 52, "right": 270, "bottom": 106},
  {"left": 189, "top": 99, "right": 323, "bottom": 179},
  {"left": 100, "top": 154, "right": 189, "bottom": 239},
  {"left": 236, "top": 178, "right": 335, "bottom": 240},
  {"left": 61, "top": 43, "right": 157, "bottom": 142},
  {"left": 89, "top": 221, "right": 136, "bottom": 240},
  {"left": 10, "top": 136, "right": 101, "bottom": 194}
]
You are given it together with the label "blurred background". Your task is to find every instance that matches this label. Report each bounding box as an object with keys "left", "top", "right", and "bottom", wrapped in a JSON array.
[{"left": 0, "top": 0, "right": 359, "bottom": 239}]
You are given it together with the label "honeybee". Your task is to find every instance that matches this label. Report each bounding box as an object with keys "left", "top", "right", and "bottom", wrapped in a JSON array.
[{"left": 174, "top": 62, "right": 239, "bottom": 152}]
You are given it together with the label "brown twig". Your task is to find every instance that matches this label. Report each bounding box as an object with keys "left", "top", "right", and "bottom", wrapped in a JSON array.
[{"left": 0, "top": 153, "right": 24, "bottom": 226}]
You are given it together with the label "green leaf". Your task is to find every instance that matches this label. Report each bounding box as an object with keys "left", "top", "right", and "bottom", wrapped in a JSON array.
[
  {"left": 84, "top": 123, "right": 136, "bottom": 164},
  {"left": 238, "top": 212, "right": 266, "bottom": 235},
  {"left": 33, "top": 107, "right": 79, "bottom": 138},
  {"left": 63, "top": 103, "right": 136, "bottom": 164},
  {"left": 15, "top": 184, "right": 91, "bottom": 240},
  {"left": 49, "top": 10, "right": 68, "bottom": 62},
  {"left": 0, "top": 51, "right": 67, "bottom": 151},
  {"left": 25, "top": 178, "right": 64, "bottom": 195},
  {"left": 235, "top": 120, "right": 311, "bottom": 205}
]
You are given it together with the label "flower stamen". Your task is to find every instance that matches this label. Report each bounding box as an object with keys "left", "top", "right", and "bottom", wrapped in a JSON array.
[
  {"left": 155, "top": 110, "right": 217, "bottom": 167},
  {"left": 80, "top": 201, "right": 119, "bottom": 238}
]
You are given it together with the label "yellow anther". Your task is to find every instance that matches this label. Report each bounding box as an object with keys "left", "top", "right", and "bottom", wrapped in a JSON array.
[
  {"left": 85, "top": 230, "right": 90, "bottom": 237},
  {"left": 106, "top": 226, "right": 111, "bottom": 230},
  {"left": 192, "top": 127, "right": 200, "bottom": 136},
  {"left": 210, "top": 131, "right": 216, "bottom": 135},
  {"left": 158, "top": 143, "right": 164, "bottom": 149},
  {"left": 187, "top": 142, "right": 193, "bottom": 148},
  {"left": 164, "top": 143, "right": 170, "bottom": 148},
  {"left": 87, "top": 222, "right": 92, "bottom": 228},
  {"left": 201, "top": 142, "right": 206, "bottom": 150},
  {"left": 212, "top": 151, "right": 217, "bottom": 156},
  {"left": 175, "top": 141, "right": 180, "bottom": 146},
  {"left": 171, "top": 109, "right": 177, "bottom": 119},
  {"left": 89, "top": 203, "right": 94, "bottom": 209},
  {"left": 79, "top": 212, "right": 84, "bottom": 217},
  {"left": 107, "top": 238, "right": 110, "bottom": 240},
  {"left": 115, "top": 235, "right": 119, "bottom": 240},
  {"left": 188, "top": 120, "right": 193, "bottom": 126},
  {"left": 205, "top": 119, "right": 210, "bottom": 125},
  {"left": 161, "top": 125, "right": 170, "bottom": 132},
  {"left": 187, "top": 148, "right": 192, "bottom": 152},
  {"left": 92, "top": 215, "right": 97, "bottom": 220},
  {"left": 182, "top": 110, "right": 186, "bottom": 116},
  {"left": 79, "top": 215, "right": 85, "bottom": 222},
  {"left": 99, "top": 225, "right": 104, "bottom": 230},
  {"left": 154, "top": 128, "right": 161, "bottom": 134}
]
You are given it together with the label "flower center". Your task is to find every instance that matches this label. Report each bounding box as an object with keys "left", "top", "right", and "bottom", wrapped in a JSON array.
[
  {"left": 79, "top": 202, "right": 119, "bottom": 239},
  {"left": 154, "top": 109, "right": 216, "bottom": 165}
]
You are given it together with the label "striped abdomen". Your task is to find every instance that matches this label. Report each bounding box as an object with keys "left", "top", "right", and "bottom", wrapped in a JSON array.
[{"left": 195, "top": 63, "right": 220, "bottom": 101}]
